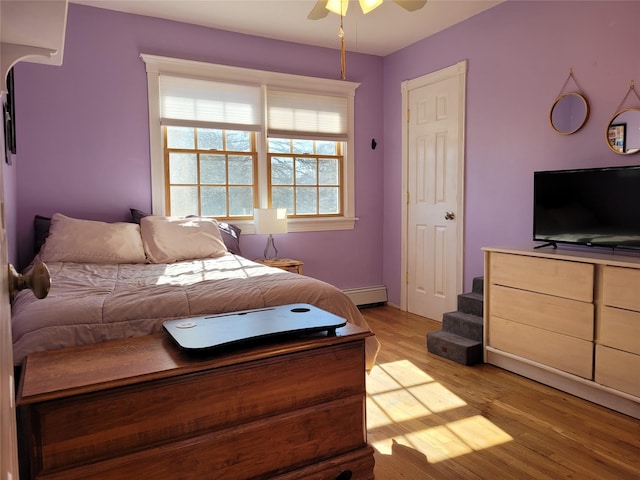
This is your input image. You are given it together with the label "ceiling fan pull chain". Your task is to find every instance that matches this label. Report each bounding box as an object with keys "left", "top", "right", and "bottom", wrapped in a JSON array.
[{"left": 339, "top": 7, "right": 346, "bottom": 80}]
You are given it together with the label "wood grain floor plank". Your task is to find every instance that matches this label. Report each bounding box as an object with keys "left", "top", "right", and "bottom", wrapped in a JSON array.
[{"left": 362, "top": 305, "right": 640, "bottom": 479}]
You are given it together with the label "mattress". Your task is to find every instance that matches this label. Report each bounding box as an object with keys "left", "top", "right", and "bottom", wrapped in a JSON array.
[{"left": 12, "top": 253, "right": 380, "bottom": 369}]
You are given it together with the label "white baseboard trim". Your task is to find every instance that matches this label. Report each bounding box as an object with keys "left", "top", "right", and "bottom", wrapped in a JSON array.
[{"left": 343, "top": 285, "right": 388, "bottom": 306}]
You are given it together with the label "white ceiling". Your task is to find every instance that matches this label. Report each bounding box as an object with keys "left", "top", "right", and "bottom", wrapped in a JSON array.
[{"left": 71, "top": 0, "right": 503, "bottom": 56}]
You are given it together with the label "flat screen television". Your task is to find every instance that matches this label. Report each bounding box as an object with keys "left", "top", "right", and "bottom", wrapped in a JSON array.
[{"left": 533, "top": 165, "right": 640, "bottom": 250}]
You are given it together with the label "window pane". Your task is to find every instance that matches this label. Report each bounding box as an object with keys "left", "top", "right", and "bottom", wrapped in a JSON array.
[
  {"left": 228, "top": 155, "right": 253, "bottom": 184},
  {"left": 316, "top": 141, "right": 336, "bottom": 155},
  {"left": 164, "top": 125, "right": 256, "bottom": 219},
  {"left": 272, "top": 186, "right": 294, "bottom": 213},
  {"left": 271, "top": 157, "right": 293, "bottom": 185},
  {"left": 228, "top": 186, "right": 254, "bottom": 216},
  {"left": 268, "top": 140, "right": 342, "bottom": 217},
  {"left": 296, "top": 186, "right": 317, "bottom": 214},
  {"left": 170, "top": 186, "right": 198, "bottom": 216},
  {"left": 295, "top": 158, "right": 317, "bottom": 185},
  {"left": 197, "top": 128, "right": 223, "bottom": 150},
  {"left": 201, "top": 154, "right": 226, "bottom": 184},
  {"left": 166, "top": 126, "right": 195, "bottom": 149},
  {"left": 226, "top": 130, "right": 251, "bottom": 152},
  {"left": 318, "top": 158, "right": 338, "bottom": 185},
  {"left": 201, "top": 186, "right": 227, "bottom": 216},
  {"left": 293, "top": 139, "right": 313, "bottom": 154},
  {"left": 319, "top": 187, "right": 339, "bottom": 214},
  {"left": 268, "top": 138, "right": 291, "bottom": 153},
  {"left": 169, "top": 153, "right": 197, "bottom": 184}
]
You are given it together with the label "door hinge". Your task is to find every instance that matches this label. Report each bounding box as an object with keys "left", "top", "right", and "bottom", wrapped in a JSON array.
[
  {"left": 406, "top": 271, "right": 409, "bottom": 284},
  {"left": 407, "top": 108, "right": 410, "bottom": 123},
  {"left": 406, "top": 191, "right": 410, "bottom": 204}
]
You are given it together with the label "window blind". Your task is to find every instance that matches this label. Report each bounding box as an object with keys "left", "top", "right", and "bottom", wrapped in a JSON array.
[
  {"left": 267, "top": 90, "right": 349, "bottom": 141},
  {"left": 159, "top": 75, "right": 262, "bottom": 131}
]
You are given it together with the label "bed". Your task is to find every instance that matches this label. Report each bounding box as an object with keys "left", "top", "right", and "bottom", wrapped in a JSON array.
[
  {"left": 14, "top": 212, "right": 380, "bottom": 479},
  {"left": 11, "top": 212, "right": 380, "bottom": 369}
]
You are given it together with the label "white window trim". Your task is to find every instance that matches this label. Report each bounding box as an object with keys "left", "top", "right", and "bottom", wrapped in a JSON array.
[{"left": 140, "top": 53, "right": 359, "bottom": 233}]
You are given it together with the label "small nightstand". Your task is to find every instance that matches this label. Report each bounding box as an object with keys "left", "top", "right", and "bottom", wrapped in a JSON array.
[{"left": 256, "top": 258, "right": 304, "bottom": 274}]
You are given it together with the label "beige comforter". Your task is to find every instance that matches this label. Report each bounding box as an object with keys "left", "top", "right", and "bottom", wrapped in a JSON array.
[{"left": 12, "top": 254, "right": 380, "bottom": 368}]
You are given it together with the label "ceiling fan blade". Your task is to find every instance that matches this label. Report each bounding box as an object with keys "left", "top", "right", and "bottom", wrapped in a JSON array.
[
  {"left": 307, "top": 0, "right": 330, "bottom": 20},
  {"left": 394, "top": 0, "right": 428, "bottom": 12}
]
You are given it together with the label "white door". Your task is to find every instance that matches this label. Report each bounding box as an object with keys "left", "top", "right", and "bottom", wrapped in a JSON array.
[
  {"left": 401, "top": 61, "right": 466, "bottom": 321},
  {"left": 0, "top": 101, "right": 19, "bottom": 476}
]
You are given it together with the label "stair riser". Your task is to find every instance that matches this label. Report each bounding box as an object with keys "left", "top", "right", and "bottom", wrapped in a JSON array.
[
  {"left": 457, "top": 294, "right": 483, "bottom": 317},
  {"left": 442, "top": 314, "right": 483, "bottom": 342},
  {"left": 472, "top": 276, "right": 484, "bottom": 295},
  {"left": 426, "top": 334, "right": 483, "bottom": 366}
]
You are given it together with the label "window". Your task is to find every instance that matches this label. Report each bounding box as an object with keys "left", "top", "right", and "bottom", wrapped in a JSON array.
[
  {"left": 141, "top": 54, "right": 359, "bottom": 233},
  {"left": 268, "top": 139, "right": 343, "bottom": 216},
  {"left": 164, "top": 126, "right": 257, "bottom": 218}
]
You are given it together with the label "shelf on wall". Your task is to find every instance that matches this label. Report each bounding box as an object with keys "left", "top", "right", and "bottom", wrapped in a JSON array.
[{"left": 0, "top": 0, "right": 68, "bottom": 92}]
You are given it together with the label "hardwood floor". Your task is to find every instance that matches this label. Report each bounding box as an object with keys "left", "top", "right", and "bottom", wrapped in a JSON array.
[{"left": 361, "top": 305, "right": 640, "bottom": 480}]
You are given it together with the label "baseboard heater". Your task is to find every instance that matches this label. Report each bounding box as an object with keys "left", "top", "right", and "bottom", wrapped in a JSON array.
[{"left": 343, "top": 285, "right": 387, "bottom": 307}]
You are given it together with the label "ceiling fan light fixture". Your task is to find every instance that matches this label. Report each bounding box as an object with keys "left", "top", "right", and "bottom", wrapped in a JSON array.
[
  {"left": 359, "top": 0, "right": 383, "bottom": 14},
  {"left": 326, "top": 0, "right": 349, "bottom": 15}
]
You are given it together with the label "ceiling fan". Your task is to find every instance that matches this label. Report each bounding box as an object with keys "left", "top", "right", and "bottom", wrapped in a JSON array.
[{"left": 308, "top": 0, "right": 427, "bottom": 20}]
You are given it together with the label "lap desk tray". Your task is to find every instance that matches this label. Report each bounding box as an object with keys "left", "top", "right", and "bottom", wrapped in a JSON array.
[{"left": 163, "top": 303, "right": 347, "bottom": 351}]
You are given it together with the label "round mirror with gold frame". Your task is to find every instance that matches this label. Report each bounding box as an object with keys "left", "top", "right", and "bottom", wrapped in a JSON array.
[
  {"left": 549, "top": 92, "right": 589, "bottom": 135},
  {"left": 607, "top": 107, "right": 640, "bottom": 155}
]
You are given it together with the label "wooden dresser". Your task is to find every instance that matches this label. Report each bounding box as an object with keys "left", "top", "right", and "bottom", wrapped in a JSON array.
[
  {"left": 17, "top": 324, "right": 375, "bottom": 479},
  {"left": 483, "top": 246, "right": 640, "bottom": 419}
]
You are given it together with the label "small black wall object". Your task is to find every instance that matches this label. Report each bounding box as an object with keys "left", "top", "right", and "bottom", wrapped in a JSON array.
[
  {"left": 371, "top": 138, "right": 377, "bottom": 150},
  {"left": 4, "top": 68, "right": 16, "bottom": 156}
]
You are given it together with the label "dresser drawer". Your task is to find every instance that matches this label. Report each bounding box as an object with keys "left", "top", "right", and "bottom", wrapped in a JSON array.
[
  {"left": 595, "top": 345, "right": 640, "bottom": 398},
  {"left": 490, "top": 253, "right": 593, "bottom": 302},
  {"left": 602, "top": 266, "right": 640, "bottom": 312},
  {"left": 598, "top": 307, "right": 640, "bottom": 355},
  {"left": 490, "top": 284, "right": 593, "bottom": 340},
  {"left": 489, "top": 316, "right": 593, "bottom": 378}
]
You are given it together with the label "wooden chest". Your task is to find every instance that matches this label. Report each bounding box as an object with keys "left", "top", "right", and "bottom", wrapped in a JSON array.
[{"left": 17, "top": 325, "right": 374, "bottom": 479}]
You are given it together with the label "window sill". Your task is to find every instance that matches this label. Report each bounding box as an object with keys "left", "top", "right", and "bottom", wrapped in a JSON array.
[{"left": 233, "top": 216, "right": 357, "bottom": 234}]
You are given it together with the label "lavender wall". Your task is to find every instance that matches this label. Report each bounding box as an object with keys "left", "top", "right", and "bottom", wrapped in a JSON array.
[
  {"left": 13, "top": 3, "right": 385, "bottom": 289},
  {"left": 10, "top": 1, "right": 640, "bottom": 307},
  {"left": 382, "top": 0, "right": 640, "bottom": 304}
]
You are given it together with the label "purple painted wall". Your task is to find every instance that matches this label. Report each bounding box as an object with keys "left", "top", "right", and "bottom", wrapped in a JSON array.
[
  {"left": 8, "top": 1, "right": 640, "bottom": 307},
  {"left": 383, "top": 0, "right": 640, "bottom": 304},
  {"left": 12, "top": 3, "right": 385, "bottom": 289}
]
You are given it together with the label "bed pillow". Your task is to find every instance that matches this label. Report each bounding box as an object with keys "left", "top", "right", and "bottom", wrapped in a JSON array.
[
  {"left": 39, "top": 213, "right": 147, "bottom": 264},
  {"left": 217, "top": 221, "right": 242, "bottom": 256},
  {"left": 130, "top": 208, "right": 148, "bottom": 225},
  {"left": 140, "top": 215, "right": 227, "bottom": 263},
  {"left": 34, "top": 214, "right": 52, "bottom": 254},
  {"left": 131, "top": 208, "right": 243, "bottom": 256},
  {"left": 187, "top": 216, "right": 242, "bottom": 256}
]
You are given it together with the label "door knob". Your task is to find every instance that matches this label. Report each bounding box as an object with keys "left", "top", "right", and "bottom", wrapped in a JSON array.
[
  {"left": 444, "top": 211, "right": 456, "bottom": 220},
  {"left": 8, "top": 262, "right": 50, "bottom": 301}
]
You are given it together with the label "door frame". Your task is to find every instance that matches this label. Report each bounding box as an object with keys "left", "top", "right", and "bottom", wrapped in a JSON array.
[{"left": 400, "top": 60, "right": 467, "bottom": 312}]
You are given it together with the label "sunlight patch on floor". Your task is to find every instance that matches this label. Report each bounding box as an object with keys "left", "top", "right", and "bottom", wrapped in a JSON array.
[
  {"left": 367, "top": 360, "right": 513, "bottom": 462},
  {"left": 367, "top": 360, "right": 467, "bottom": 428},
  {"left": 368, "top": 359, "right": 437, "bottom": 391}
]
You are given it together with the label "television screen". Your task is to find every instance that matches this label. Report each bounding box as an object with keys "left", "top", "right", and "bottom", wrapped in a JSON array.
[{"left": 533, "top": 165, "right": 640, "bottom": 250}]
